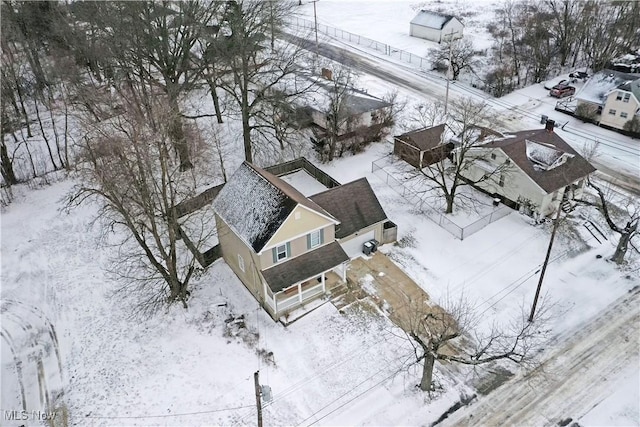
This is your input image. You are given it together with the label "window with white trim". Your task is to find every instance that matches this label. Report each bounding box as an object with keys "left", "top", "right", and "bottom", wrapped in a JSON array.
[
  {"left": 608, "top": 109, "right": 616, "bottom": 115},
  {"left": 238, "top": 254, "right": 245, "bottom": 272},
  {"left": 275, "top": 244, "right": 288, "bottom": 261},
  {"left": 616, "top": 92, "right": 623, "bottom": 101},
  {"left": 620, "top": 112, "right": 628, "bottom": 119},
  {"left": 623, "top": 93, "right": 631, "bottom": 103},
  {"left": 309, "top": 230, "right": 321, "bottom": 248},
  {"left": 499, "top": 175, "right": 505, "bottom": 187}
]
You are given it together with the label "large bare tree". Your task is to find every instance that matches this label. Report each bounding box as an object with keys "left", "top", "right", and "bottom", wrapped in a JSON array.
[
  {"left": 411, "top": 98, "right": 512, "bottom": 214},
  {"left": 211, "top": 0, "right": 313, "bottom": 163},
  {"left": 67, "top": 98, "right": 215, "bottom": 313},
  {"left": 397, "top": 294, "right": 551, "bottom": 392}
]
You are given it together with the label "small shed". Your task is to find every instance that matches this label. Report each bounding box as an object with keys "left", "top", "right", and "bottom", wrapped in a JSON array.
[
  {"left": 410, "top": 10, "right": 463, "bottom": 43},
  {"left": 393, "top": 124, "right": 453, "bottom": 168}
]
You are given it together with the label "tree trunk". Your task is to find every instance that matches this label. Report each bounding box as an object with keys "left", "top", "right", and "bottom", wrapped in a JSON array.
[
  {"left": 241, "top": 93, "right": 253, "bottom": 163},
  {"left": 445, "top": 195, "right": 454, "bottom": 214},
  {"left": 611, "top": 222, "right": 637, "bottom": 264},
  {"left": 167, "top": 95, "right": 193, "bottom": 171},
  {"left": 420, "top": 352, "right": 436, "bottom": 391},
  {"left": 34, "top": 99, "right": 59, "bottom": 171},
  {"left": 206, "top": 77, "right": 224, "bottom": 124}
]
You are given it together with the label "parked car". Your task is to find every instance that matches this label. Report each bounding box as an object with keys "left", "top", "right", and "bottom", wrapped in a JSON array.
[
  {"left": 569, "top": 71, "right": 589, "bottom": 80},
  {"left": 549, "top": 84, "right": 576, "bottom": 98}
]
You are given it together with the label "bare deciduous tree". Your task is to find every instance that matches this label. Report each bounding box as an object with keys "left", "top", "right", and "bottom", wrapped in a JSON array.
[
  {"left": 67, "top": 98, "right": 215, "bottom": 313},
  {"left": 212, "top": 0, "right": 312, "bottom": 164},
  {"left": 397, "top": 294, "right": 551, "bottom": 392},
  {"left": 411, "top": 98, "right": 512, "bottom": 214},
  {"left": 430, "top": 37, "right": 477, "bottom": 81}
]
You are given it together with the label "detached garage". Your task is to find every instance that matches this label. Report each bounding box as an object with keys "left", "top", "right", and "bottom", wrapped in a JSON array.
[
  {"left": 410, "top": 10, "right": 464, "bottom": 43},
  {"left": 310, "top": 178, "right": 394, "bottom": 258}
]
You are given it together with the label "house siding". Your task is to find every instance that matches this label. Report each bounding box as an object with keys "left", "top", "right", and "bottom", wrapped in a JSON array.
[
  {"left": 461, "top": 148, "right": 546, "bottom": 212},
  {"left": 394, "top": 138, "right": 422, "bottom": 168},
  {"left": 600, "top": 91, "right": 639, "bottom": 130},
  {"left": 260, "top": 223, "right": 336, "bottom": 270},
  {"left": 339, "top": 221, "right": 385, "bottom": 244},
  {"left": 263, "top": 205, "right": 334, "bottom": 252},
  {"left": 215, "top": 214, "right": 265, "bottom": 302}
]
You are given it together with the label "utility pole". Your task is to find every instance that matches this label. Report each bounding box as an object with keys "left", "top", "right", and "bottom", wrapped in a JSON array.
[
  {"left": 254, "top": 371, "right": 263, "bottom": 427},
  {"left": 443, "top": 28, "right": 455, "bottom": 117},
  {"left": 529, "top": 206, "right": 562, "bottom": 322},
  {"left": 311, "top": 0, "right": 319, "bottom": 53}
]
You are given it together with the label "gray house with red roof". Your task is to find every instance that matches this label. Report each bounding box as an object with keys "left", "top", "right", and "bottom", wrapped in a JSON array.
[
  {"left": 212, "top": 162, "right": 390, "bottom": 320},
  {"left": 458, "top": 121, "right": 596, "bottom": 217}
]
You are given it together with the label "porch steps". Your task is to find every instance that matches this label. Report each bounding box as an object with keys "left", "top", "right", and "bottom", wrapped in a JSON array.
[
  {"left": 561, "top": 201, "right": 574, "bottom": 213},
  {"left": 328, "top": 282, "right": 372, "bottom": 313}
]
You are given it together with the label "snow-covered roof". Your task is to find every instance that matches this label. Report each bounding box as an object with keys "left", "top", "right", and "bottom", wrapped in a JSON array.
[
  {"left": 575, "top": 69, "right": 640, "bottom": 105},
  {"left": 212, "top": 162, "right": 335, "bottom": 253},
  {"left": 410, "top": 10, "right": 458, "bottom": 30}
]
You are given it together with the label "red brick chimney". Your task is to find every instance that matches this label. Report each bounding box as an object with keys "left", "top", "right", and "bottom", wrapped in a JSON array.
[{"left": 545, "top": 119, "right": 555, "bottom": 132}]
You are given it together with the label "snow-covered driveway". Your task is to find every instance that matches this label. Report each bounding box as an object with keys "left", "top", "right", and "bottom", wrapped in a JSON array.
[{"left": 442, "top": 286, "right": 640, "bottom": 426}]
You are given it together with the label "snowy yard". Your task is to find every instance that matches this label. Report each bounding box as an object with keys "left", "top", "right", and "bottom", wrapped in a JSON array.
[
  {"left": 2, "top": 146, "right": 639, "bottom": 426},
  {"left": 2, "top": 1, "right": 639, "bottom": 425}
]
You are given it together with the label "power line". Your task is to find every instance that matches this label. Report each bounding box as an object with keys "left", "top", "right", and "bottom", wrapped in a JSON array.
[{"left": 85, "top": 404, "right": 255, "bottom": 420}]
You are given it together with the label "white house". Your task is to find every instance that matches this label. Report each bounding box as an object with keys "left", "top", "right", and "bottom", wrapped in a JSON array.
[
  {"left": 575, "top": 69, "right": 640, "bottom": 133},
  {"left": 459, "top": 121, "right": 596, "bottom": 217},
  {"left": 409, "top": 10, "right": 463, "bottom": 43}
]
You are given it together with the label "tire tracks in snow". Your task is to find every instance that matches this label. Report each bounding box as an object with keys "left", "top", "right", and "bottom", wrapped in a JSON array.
[{"left": 441, "top": 286, "right": 640, "bottom": 426}]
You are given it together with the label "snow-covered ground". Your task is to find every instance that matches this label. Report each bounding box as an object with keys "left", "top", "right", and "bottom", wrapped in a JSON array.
[{"left": 2, "top": 2, "right": 640, "bottom": 426}]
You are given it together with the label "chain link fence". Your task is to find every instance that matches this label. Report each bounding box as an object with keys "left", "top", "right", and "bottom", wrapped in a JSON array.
[
  {"left": 289, "top": 17, "right": 431, "bottom": 70},
  {"left": 372, "top": 156, "right": 512, "bottom": 240}
]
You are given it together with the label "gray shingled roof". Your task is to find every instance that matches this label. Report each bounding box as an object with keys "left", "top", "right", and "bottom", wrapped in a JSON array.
[
  {"left": 213, "top": 162, "right": 336, "bottom": 253},
  {"left": 310, "top": 178, "right": 388, "bottom": 239},
  {"left": 395, "top": 124, "right": 446, "bottom": 151},
  {"left": 261, "top": 242, "right": 348, "bottom": 293},
  {"left": 483, "top": 129, "right": 596, "bottom": 193}
]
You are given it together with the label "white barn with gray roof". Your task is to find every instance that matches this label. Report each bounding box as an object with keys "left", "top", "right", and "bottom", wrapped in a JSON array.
[{"left": 410, "top": 10, "right": 463, "bottom": 43}]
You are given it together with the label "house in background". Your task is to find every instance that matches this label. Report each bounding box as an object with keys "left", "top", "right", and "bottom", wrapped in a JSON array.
[
  {"left": 459, "top": 121, "right": 596, "bottom": 217},
  {"left": 304, "top": 80, "right": 393, "bottom": 139},
  {"left": 212, "top": 161, "right": 393, "bottom": 320},
  {"left": 409, "top": 10, "right": 463, "bottom": 43},
  {"left": 574, "top": 69, "right": 640, "bottom": 134},
  {"left": 393, "top": 124, "right": 453, "bottom": 168}
]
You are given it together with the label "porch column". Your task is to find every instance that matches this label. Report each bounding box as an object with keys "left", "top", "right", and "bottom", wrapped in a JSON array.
[
  {"left": 297, "top": 283, "right": 303, "bottom": 303},
  {"left": 341, "top": 262, "right": 347, "bottom": 281},
  {"left": 321, "top": 272, "right": 326, "bottom": 293}
]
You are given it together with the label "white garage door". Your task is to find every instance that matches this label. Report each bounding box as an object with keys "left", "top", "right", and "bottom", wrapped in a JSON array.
[{"left": 340, "top": 230, "right": 375, "bottom": 259}]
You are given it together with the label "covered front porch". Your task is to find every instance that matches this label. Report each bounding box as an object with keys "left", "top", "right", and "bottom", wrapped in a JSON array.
[
  {"left": 264, "top": 270, "right": 343, "bottom": 317},
  {"left": 260, "top": 241, "right": 349, "bottom": 320}
]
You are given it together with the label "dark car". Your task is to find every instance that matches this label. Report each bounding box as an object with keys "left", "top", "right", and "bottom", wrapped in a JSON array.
[
  {"left": 549, "top": 84, "right": 576, "bottom": 98},
  {"left": 569, "top": 71, "right": 589, "bottom": 80}
]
